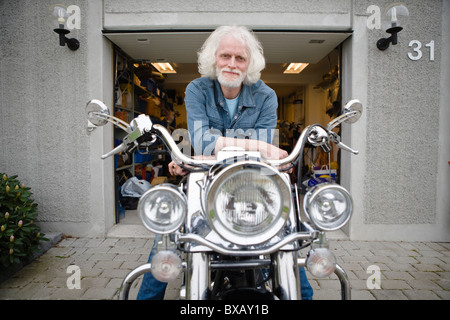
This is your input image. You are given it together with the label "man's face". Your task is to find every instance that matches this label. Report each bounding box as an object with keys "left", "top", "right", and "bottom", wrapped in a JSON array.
[{"left": 215, "top": 35, "right": 250, "bottom": 88}]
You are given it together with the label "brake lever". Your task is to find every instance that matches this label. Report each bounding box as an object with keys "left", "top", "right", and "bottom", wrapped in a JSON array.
[
  {"left": 101, "top": 142, "right": 127, "bottom": 159},
  {"left": 101, "top": 140, "right": 138, "bottom": 159},
  {"left": 329, "top": 132, "right": 359, "bottom": 155}
]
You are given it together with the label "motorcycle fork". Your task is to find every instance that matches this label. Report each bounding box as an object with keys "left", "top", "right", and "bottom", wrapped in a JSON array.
[
  {"left": 272, "top": 251, "right": 301, "bottom": 300},
  {"left": 185, "top": 252, "right": 210, "bottom": 300}
]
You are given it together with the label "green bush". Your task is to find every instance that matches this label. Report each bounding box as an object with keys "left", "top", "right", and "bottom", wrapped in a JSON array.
[{"left": 0, "top": 173, "right": 47, "bottom": 268}]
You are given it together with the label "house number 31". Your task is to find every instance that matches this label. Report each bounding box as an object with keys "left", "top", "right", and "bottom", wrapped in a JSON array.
[{"left": 408, "top": 40, "right": 435, "bottom": 61}]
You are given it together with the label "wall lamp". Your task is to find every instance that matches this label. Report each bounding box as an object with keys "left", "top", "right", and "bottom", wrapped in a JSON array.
[
  {"left": 377, "top": 4, "right": 409, "bottom": 51},
  {"left": 49, "top": 5, "right": 80, "bottom": 51}
]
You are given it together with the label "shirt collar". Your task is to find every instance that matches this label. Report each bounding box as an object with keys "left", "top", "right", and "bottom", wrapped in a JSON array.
[{"left": 214, "top": 80, "right": 256, "bottom": 108}]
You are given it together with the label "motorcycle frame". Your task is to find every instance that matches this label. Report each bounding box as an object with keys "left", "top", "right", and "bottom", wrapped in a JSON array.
[
  {"left": 85, "top": 100, "right": 361, "bottom": 300},
  {"left": 118, "top": 156, "right": 352, "bottom": 300},
  {"left": 178, "top": 164, "right": 351, "bottom": 300}
]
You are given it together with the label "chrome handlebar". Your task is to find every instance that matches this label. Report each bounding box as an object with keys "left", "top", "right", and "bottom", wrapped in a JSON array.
[{"left": 86, "top": 99, "right": 360, "bottom": 167}]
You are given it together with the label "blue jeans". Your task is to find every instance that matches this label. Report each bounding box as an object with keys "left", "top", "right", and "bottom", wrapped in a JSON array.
[
  {"left": 137, "top": 235, "right": 168, "bottom": 300},
  {"left": 299, "top": 265, "right": 314, "bottom": 300},
  {"left": 137, "top": 238, "right": 314, "bottom": 300}
]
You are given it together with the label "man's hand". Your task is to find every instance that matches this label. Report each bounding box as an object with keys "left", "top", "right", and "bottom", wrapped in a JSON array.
[
  {"left": 168, "top": 155, "right": 216, "bottom": 176},
  {"left": 168, "top": 139, "right": 292, "bottom": 176},
  {"left": 168, "top": 161, "right": 189, "bottom": 176},
  {"left": 258, "top": 142, "right": 289, "bottom": 160}
]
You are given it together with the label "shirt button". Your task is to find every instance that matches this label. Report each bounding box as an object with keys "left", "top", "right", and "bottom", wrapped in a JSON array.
[{"left": 234, "top": 116, "right": 237, "bottom": 119}]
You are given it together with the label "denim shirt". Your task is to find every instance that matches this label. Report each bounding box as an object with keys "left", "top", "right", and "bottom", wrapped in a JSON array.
[{"left": 185, "top": 77, "right": 278, "bottom": 156}]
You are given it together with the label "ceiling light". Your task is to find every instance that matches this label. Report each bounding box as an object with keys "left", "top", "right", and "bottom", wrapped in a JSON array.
[
  {"left": 284, "top": 63, "right": 309, "bottom": 74},
  {"left": 151, "top": 62, "right": 176, "bottom": 74}
]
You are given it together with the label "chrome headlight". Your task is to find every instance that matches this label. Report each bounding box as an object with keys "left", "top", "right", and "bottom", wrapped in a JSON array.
[
  {"left": 303, "top": 183, "right": 352, "bottom": 231},
  {"left": 204, "top": 161, "right": 291, "bottom": 246},
  {"left": 138, "top": 184, "right": 187, "bottom": 234}
]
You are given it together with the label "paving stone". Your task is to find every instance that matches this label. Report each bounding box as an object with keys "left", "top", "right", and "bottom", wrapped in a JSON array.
[
  {"left": 409, "top": 271, "right": 441, "bottom": 280},
  {"left": 0, "top": 238, "right": 448, "bottom": 300},
  {"left": 347, "top": 279, "right": 371, "bottom": 290},
  {"left": 412, "top": 263, "right": 444, "bottom": 272},
  {"left": 115, "top": 238, "right": 148, "bottom": 248},
  {"left": 11, "top": 282, "right": 47, "bottom": 299},
  {"left": 393, "top": 256, "right": 419, "bottom": 264},
  {"left": 436, "top": 262, "right": 450, "bottom": 272},
  {"left": 50, "top": 287, "right": 87, "bottom": 300},
  {"left": 385, "top": 262, "right": 417, "bottom": 272},
  {"left": 46, "top": 277, "right": 69, "bottom": 288},
  {"left": 106, "top": 278, "right": 124, "bottom": 289},
  {"left": 120, "top": 260, "right": 146, "bottom": 270},
  {"left": 82, "top": 287, "right": 118, "bottom": 300},
  {"left": 338, "top": 262, "right": 366, "bottom": 271},
  {"left": 311, "top": 288, "right": 341, "bottom": 300},
  {"left": 99, "top": 238, "right": 119, "bottom": 248},
  {"left": 113, "top": 253, "right": 141, "bottom": 262},
  {"left": 418, "top": 250, "right": 445, "bottom": 258},
  {"left": 94, "top": 260, "right": 124, "bottom": 270},
  {"left": 87, "top": 253, "right": 118, "bottom": 261},
  {"left": 81, "top": 277, "right": 110, "bottom": 289},
  {"left": 371, "top": 289, "right": 409, "bottom": 300},
  {"left": 78, "top": 267, "right": 104, "bottom": 278},
  {"left": 402, "top": 289, "right": 442, "bottom": 300},
  {"left": 85, "top": 238, "right": 105, "bottom": 248},
  {"left": 351, "top": 290, "right": 376, "bottom": 300},
  {"left": 347, "top": 247, "right": 373, "bottom": 254},
  {"left": 360, "top": 262, "right": 391, "bottom": 272},
  {"left": 365, "top": 255, "right": 395, "bottom": 264},
  {"left": 406, "top": 279, "right": 442, "bottom": 290},
  {"left": 437, "top": 243, "right": 450, "bottom": 250},
  {"left": 434, "top": 290, "right": 450, "bottom": 300},
  {"left": 108, "top": 246, "right": 135, "bottom": 254},
  {"left": 436, "top": 271, "right": 450, "bottom": 279},
  {"left": 380, "top": 279, "right": 412, "bottom": 290},
  {"left": 433, "top": 279, "right": 450, "bottom": 291},
  {"left": 383, "top": 271, "right": 415, "bottom": 281},
  {"left": 100, "top": 268, "right": 133, "bottom": 279},
  {"left": 84, "top": 246, "right": 112, "bottom": 255},
  {"left": 71, "top": 238, "right": 90, "bottom": 247},
  {"left": 352, "top": 269, "right": 385, "bottom": 281},
  {"left": 308, "top": 279, "right": 319, "bottom": 290},
  {"left": 0, "top": 287, "right": 21, "bottom": 299},
  {"left": 317, "top": 279, "right": 342, "bottom": 290}
]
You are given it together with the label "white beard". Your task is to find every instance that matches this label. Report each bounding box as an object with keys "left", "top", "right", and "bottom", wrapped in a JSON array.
[{"left": 217, "top": 67, "right": 246, "bottom": 88}]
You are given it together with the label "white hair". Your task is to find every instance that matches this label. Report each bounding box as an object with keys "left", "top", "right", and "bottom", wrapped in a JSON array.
[{"left": 197, "top": 25, "right": 266, "bottom": 85}]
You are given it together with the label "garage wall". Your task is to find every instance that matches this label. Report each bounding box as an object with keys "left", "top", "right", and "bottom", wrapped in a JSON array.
[
  {"left": 103, "top": 0, "right": 352, "bottom": 31},
  {"left": 0, "top": 0, "right": 114, "bottom": 236},
  {"left": 102, "top": 0, "right": 448, "bottom": 241},
  {"left": 345, "top": 0, "right": 449, "bottom": 241},
  {"left": 1, "top": 0, "right": 447, "bottom": 241}
]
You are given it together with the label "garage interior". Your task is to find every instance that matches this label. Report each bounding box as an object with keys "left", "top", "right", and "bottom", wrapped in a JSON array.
[{"left": 103, "top": 31, "right": 351, "bottom": 225}]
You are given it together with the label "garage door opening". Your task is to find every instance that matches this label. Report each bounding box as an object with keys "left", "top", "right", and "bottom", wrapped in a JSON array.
[{"left": 103, "top": 30, "right": 351, "bottom": 227}]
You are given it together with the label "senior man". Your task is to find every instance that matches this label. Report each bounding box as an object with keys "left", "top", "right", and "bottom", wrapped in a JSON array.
[
  {"left": 138, "top": 25, "right": 313, "bottom": 300},
  {"left": 169, "top": 25, "right": 288, "bottom": 175}
]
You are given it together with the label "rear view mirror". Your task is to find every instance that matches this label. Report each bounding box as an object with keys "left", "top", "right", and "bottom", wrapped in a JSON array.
[
  {"left": 86, "top": 99, "right": 110, "bottom": 127},
  {"left": 327, "top": 99, "right": 363, "bottom": 131}
]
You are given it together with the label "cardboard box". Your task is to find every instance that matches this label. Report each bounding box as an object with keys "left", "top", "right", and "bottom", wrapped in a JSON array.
[{"left": 151, "top": 176, "right": 167, "bottom": 185}]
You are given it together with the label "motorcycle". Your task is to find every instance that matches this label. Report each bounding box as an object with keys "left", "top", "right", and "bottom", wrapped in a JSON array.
[{"left": 86, "top": 98, "right": 362, "bottom": 300}]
